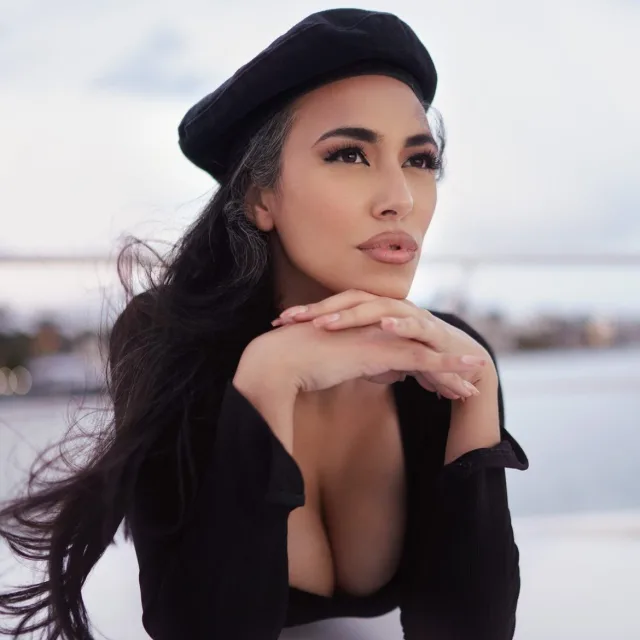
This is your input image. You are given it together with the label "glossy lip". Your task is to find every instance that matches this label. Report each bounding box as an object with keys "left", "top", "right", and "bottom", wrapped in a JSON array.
[{"left": 357, "top": 231, "right": 419, "bottom": 252}]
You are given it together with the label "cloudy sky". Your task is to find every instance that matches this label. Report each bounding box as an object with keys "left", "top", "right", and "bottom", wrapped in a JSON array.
[{"left": 1, "top": 0, "right": 639, "bottom": 321}]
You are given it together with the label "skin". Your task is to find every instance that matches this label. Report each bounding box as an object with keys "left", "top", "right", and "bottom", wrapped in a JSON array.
[
  {"left": 251, "top": 73, "right": 437, "bottom": 309},
  {"left": 239, "top": 74, "right": 501, "bottom": 596},
  {"left": 248, "top": 73, "right": 445, "bottom": 408}
]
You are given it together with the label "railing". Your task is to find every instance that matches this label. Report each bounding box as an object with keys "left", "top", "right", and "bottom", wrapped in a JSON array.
[
  {"left": 2, "top": 253, "right": 640, "bottom": 266},
  {"left": 3, "top": 253, "right": 639, "bottom": 306}
]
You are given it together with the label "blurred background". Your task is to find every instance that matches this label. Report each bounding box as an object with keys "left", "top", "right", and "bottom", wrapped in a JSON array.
[{"left": 1, "top": 0, "right": 639, "bottom": 638}]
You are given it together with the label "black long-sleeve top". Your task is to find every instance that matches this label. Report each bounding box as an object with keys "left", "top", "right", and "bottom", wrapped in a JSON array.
[{"left": 124, "top": 311, "right": 529, "bottom": 639}]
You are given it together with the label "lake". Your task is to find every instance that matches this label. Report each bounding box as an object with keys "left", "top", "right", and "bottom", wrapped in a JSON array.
[{"left": 1, "top": 346, "right": 639, "bottom": 638}]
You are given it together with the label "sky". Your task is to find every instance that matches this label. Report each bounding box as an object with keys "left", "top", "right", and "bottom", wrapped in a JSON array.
[{"left": 1, "top": 0, "right": 639, "bottom": 324}]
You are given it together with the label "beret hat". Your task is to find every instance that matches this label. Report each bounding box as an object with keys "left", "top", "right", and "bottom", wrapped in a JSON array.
[{"left": 178, "top": 9, "right": 438, "bottom": 183}]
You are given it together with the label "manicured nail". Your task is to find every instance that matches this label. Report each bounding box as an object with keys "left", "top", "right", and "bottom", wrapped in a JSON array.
[
  {"left": 463, "top": 380, "right": 480, "bottom": 396},
  {"left": 280, "top": 305, "right": 308, "bottom": 319},
  {"left": 313, "top": 313, "right": 340, "bottom": 327},
  {"left": 461, "top": 355, "right": 487, "bottom": 366}
]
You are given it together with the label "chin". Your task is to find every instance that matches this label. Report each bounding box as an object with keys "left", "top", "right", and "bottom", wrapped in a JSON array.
[
  {"left": 303, "top": 263, "right": 416, "bottom": 301},
  {"left": 334, "top": 275, "right": 413, "bottom": 300},
  {"left": 362, "top": 282, "right": 412, "bottom": 299}
]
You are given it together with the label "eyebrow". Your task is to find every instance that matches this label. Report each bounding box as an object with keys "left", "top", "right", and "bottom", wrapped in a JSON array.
[{"left": 314, "top": 126, "right": 437, "bottom": 149}]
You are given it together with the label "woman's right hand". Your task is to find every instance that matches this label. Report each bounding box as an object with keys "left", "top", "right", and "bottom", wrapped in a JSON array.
[
  {"left": 233, "top": 320, "right": 484, "bottom": 403},
  {"left": 232, "top": 321, "right": 486, "bottom": 452}
]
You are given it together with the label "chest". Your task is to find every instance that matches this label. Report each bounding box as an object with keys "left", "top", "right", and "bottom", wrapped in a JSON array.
[{"left": 286, "top": 387, "right": 407, "bottom": 597}]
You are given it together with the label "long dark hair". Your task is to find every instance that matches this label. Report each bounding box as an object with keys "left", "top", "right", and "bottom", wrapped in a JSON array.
[{"left": 0, "top": 99, "right": 445, "bottom": 639}]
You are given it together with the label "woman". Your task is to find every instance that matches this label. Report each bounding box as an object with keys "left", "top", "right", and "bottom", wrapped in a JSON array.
[{"left": 0, "top": 8, "right": 528, "bottom": 640}]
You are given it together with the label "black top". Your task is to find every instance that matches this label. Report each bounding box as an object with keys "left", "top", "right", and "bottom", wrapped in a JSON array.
[{"left": 126, "top": 312, "right": 529, "bottom": 639}]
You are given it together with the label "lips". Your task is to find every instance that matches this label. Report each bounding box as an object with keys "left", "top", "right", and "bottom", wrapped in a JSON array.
[{"left": 357, "top": 231, "right": 418, "bottom": 252}]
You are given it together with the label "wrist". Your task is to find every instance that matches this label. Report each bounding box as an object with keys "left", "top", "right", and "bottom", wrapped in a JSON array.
[
  {"left": 446, "top": 377, "right": 501, "bottom": 464},
  {"left": 233, "top": 358, "right": 299, "bottom": 454}
]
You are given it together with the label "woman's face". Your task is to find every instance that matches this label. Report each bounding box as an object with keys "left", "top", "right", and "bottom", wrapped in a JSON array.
[{"left": 253, "top": 74, "right": 440, "bottom": 306}]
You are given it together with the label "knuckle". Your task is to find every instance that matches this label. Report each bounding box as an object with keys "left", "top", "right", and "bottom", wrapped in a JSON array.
[
  {"left": 415, "top": 313, "right": 430, "bottom": 330},
  {"left": 361, "top": 324, "right": 380, "bottom": 339},
  {"left": 408, "top": 344, "right": 430, "bottom": 368},
  {"left": 382, "top": 298, "right": 399, "bottom": 313},
  {"left": 439, "top": 372, "right": 459, "bottom": 385},
  {"left": 442, "top": 353, "right": 463, "bottom": 370},
  {"left": 404, "top": 316, "right": 420, "bottom": 331},
  {"left": 420, "top": 310, "right": 435, "bottom": 326}
]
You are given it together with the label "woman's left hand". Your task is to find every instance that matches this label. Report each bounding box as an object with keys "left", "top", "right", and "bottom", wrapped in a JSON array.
[{"left": 272, "top": 290, "right": 498, "bottom": 401}]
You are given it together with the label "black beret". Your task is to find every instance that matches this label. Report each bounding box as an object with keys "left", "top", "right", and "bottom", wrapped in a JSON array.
[{"left": 178, "top": 9, "right": 438, "bottom": 183}]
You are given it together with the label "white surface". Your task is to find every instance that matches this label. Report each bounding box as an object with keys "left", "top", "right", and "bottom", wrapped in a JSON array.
[
  {"left": 279, "top": 610, "right": 402, "bottom": 640},
  {"left": 3, "top": 513, "right": 639, "bottom": 639}
]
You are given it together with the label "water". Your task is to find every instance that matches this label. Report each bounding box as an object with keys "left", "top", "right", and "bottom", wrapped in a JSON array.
[{"left": 1, "top": 346, "right": 639, "bottom": 638}]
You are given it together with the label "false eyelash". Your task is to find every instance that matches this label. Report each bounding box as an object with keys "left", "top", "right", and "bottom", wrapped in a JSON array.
[
  {"left": 323, "top": 143, "right": 368, "bottom": 163},
  {"left": 323, "top": 143, "right": 442, "bottom": 173}
]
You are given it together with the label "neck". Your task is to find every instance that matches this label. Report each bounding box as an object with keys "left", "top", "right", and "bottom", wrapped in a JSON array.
[{"left": 270, "top": 235, "right": 334, "bottom": 312}]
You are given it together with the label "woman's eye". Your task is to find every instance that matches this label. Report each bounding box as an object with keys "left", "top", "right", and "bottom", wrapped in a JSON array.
[
  {"left": 341, "top": 150, "right": 362, "bottom": 163},
  {"left": 325, "top": 147, "right": 367, "bottom": 164},
  {"left": 404, "top": 152, "right": 441, "bottom": 172}
]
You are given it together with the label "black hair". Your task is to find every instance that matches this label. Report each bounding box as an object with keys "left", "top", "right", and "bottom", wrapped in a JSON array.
[{"left": 0, "top": 98, "right": 445, "bottom": 639}]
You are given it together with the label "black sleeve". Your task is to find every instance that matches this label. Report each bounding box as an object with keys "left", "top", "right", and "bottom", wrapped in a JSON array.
[
  {"left": 400, "top": 312, "right": 529, "bottom": 640},
  {"left": 128, "top": 381, "right": 305, "bottom": 640}
]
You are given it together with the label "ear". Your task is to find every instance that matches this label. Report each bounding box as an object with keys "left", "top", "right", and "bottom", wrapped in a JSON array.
[{"left": 245, "top": 185, "right": 276, "bottom": 232}]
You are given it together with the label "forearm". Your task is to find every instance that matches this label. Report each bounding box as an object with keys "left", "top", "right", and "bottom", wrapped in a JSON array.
[
  {"left": 233, "top": 367, "right": 298, "bottom": 455},
  {"left": 444, "top": 374, "right": 501, "bottom": 465},
  {"left": 402, "top": 375, "right": 522, "bottom": 639},
  {"left": 135, "top": 382, "right": 304, "bottom": 639}
]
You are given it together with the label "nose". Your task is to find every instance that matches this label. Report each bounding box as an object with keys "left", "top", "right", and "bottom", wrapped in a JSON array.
[{"left": 370, "top": 167, "right": 414, "bottom": 220}]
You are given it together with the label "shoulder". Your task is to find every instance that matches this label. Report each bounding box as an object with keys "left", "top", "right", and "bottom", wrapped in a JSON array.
[{"left": 427, "top": 309, "right": 497, "bottom": 361}]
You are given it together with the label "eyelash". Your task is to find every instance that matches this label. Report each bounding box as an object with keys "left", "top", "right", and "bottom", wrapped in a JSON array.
[{"left": 323, "top": 143, "right": 442, "bottom": 173}]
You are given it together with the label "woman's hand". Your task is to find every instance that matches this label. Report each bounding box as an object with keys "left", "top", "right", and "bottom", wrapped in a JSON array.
[
  {"left": 235, "top": 318, "right": 488, "bottom": 403},
  {"left": 234, "top": 298, "right": 491, "bottom": 451},
  {"left": 273, "top": 289, "right": 497, "bottom": 400}
]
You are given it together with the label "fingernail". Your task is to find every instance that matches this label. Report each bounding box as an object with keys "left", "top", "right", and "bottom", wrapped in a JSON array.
[
  {"left": 381, "top": 317, "right": 399, "bottom": 328},
  {"left": 464, "top": 380, "right": 480, "bottom": 396},
  {"left": 313, "top": 313, "right": 340, "bottom": 326},
  {"left": 280, "top": 305, "right": 308, "bottom": 319},
  {"left": 461, "top": 355, "right": 487, "bottom": 366}
]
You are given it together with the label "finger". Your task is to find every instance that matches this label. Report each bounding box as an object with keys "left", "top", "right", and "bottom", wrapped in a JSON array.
[
  {"left": 415, "top": 377, "right": 438, "bottom": 393},
  {"left": 416, "top": 370, "right": 478, "bottom": 399},
  {"left": 433, "top": 383, "right": 462, "bottom": 400},
  {"left": 433, "top": 372, "right": 480, "bottom": 398},
  {"left": 313, "top": 299, "right": 421, "bottom": 330},
  {"left": 389, "top": 340, "right": 487, "bottom": 375},
  {"left": 379, "top": 315, "right": 453, "bottom": 354},
  {"left": 386, "top": 317, "right": 490, "bottom": 381},
  {"left": 278, "top": 289, "right": 377, "bottom": 322},
  {"left": 365, "top": 371, "right": 407, "bottom": 384}
]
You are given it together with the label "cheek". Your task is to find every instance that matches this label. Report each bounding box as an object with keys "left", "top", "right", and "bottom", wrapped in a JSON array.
[
  {"left": 413, "top": 180, "right": 438, "bottom": 233},
  {"left": 276, "top": 198, "right": 356, "bottom": 271},
  {"left": 274, "top": 167, "right": 362, "bottom": 257}
]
